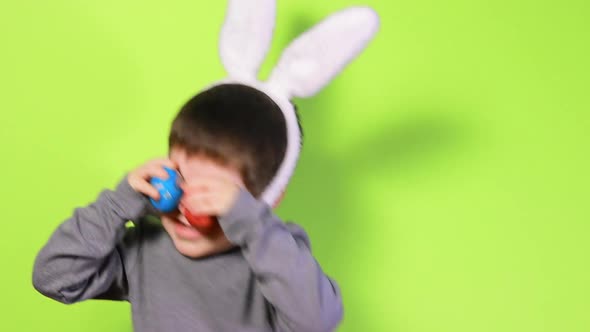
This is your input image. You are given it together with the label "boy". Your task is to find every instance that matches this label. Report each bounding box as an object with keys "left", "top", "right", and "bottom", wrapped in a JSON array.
[{"left": 33, "top": 84, "right": 343, "bottom": 331}]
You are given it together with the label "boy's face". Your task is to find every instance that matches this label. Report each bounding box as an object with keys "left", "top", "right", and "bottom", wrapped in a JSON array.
[{"left": 160, "top": 147, "right": 244, "bottom": 258}]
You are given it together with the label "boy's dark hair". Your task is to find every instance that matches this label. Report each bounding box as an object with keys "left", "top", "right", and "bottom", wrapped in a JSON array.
[{"left": 169, "top": 84, "right": 302, "bottom": 198}]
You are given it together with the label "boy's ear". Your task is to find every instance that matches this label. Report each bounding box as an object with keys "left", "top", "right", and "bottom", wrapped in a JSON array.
[{"left": 272, "top": 190, "right": 286, "bottom": 209}]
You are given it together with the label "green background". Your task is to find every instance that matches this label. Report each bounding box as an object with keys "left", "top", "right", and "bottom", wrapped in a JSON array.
[{"left": 1, "top": 0, "right": 588, "bottom": 331}]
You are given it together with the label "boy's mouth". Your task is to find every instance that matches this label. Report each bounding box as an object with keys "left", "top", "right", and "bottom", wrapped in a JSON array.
[
  {"left": 177, "top": 214, "right": 192, "bottom": 227},
  {"left": 171, "top": 214, "right": 204, "bottom": 240}
]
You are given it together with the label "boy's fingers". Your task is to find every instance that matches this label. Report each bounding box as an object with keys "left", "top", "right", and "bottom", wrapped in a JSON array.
[
  {"left": 128, "top": 158, "right": 178, "bottom": 199},
  {"left": 181, "top": 192, "right": 217, "bottom": 208},
  {"left": 147, "top": 158, "right": 177, "bottom": 171},
  {"left": 163, "top": 159, "right": 177, "bottom": 169},
  {"left": 182, "top": 202, "right": 216, "bottom": 216},
  {"left": 159, "top": 159, "right": 177, "bottom": 169},
  {"left": 134, "top": 180, "right": 160, "bottom": 200},
  {"left": 147, "top": 165, "right": 170, "bottom": 179},
  {"left": 180, "top": 179, "right": 211, "bottom": 191},
  {"left": 180, "top": 182, "right": 212, "bottom": 195},
  {"left": 181, "top": 176, "right": 234, "bottom": 190}
]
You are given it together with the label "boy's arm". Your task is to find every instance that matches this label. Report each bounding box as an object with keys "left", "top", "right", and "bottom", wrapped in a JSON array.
[
  {"left": 32, "top": 176, "right": 148, "bottom": 304},
  {"left": 218, "top": 188, "right": 344, "bottom": 332}
]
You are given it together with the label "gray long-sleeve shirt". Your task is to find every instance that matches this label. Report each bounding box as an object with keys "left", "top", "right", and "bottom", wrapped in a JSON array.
[{"left": 32, "top": 176, "right": 343, "bottom": 332}]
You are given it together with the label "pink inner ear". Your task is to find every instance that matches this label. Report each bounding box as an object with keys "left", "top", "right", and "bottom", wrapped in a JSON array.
[{"left": 272, "top": 190, "right": 286, "bottom": 208}]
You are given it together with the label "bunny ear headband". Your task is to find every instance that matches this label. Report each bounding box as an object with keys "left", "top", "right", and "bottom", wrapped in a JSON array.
[{"left": 203, "top": 0, "right": 379, "bottom": 207}]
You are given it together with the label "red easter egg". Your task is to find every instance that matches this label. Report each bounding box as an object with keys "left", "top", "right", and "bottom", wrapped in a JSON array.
[{"left": 180, "top": 205, "right": 216, "bottom": 230}]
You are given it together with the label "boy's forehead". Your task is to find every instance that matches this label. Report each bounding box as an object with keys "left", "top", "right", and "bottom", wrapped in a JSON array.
[
  {"left": 170, "top": 147, "right": 241, "bottom": 182},
  {"left": 171, "top": 150, "right": 214, "bottom": 170}
]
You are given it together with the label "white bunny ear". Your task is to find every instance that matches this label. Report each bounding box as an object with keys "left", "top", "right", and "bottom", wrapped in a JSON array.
[
  {"left": 267, "top": 7, "right": 379, "bottom": 98},
  {"left": 219, "top": 0, "right": 276, "bottom": 80}
]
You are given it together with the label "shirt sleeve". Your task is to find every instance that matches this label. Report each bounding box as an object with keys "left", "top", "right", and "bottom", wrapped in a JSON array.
[
  {"left": 218, "top": 188, "right": 344, "bottom": 332},
  {"left": 32, "top": 175, "right": 150, "bottom": 304}
]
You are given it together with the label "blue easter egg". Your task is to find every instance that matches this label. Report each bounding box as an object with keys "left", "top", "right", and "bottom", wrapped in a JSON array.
[{"left": 149, "top": 167, "right": 183, "bottom": 213}]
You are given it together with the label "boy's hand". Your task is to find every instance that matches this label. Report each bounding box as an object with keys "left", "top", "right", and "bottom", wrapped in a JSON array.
[
  {"left": 127, "top": 158, "right": 177, "bottom": 200},
  {"left": 179, "top": 175, "right": 243, "bottom": 217}
]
